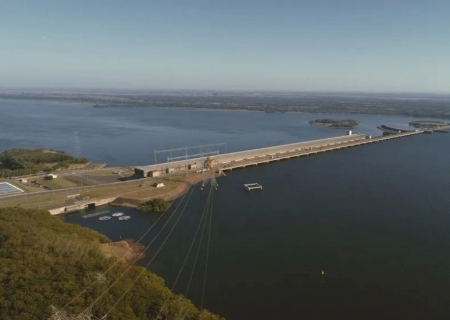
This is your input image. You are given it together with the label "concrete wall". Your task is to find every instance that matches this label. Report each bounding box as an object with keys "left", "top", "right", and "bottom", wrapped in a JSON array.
[{"left": 47, "top": 196, "right": 118, "bottom": 215}]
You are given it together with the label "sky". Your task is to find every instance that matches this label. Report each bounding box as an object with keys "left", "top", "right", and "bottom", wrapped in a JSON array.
[{"left": 1, "top": 0, "right": 449, "bottom": 92}]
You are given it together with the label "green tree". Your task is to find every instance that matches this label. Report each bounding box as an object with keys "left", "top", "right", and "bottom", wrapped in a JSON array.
[
  {"left": 137, "top": 198, "right": 172, "bottom": 213},
  {"left": 0, "top": 207, "right": 223, "bottom": 320}
]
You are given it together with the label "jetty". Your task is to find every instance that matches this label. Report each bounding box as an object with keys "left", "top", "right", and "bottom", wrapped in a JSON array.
[{"left": 82, "top": 210, "right": 111, "bottom": 219}]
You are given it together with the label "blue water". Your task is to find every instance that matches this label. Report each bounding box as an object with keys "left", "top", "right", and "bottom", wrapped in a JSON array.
[
  {"left": 0, "top": 98, "right": 438, "bottom": 166},
  {"left": 2, "top": 99, "right": 450, "bottom": 319}
]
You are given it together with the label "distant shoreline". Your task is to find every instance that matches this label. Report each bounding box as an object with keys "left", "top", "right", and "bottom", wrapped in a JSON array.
[{"left": 2, "top": 95, "right": 450, "bottom": 120}]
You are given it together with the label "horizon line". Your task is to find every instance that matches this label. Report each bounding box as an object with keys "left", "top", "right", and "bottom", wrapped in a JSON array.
[{"left": 0, "top": 87, "right": 449, "bottom": 96}]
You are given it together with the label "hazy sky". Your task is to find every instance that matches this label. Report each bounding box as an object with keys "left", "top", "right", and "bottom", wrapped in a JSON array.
[{"left": 1, "top": 0, "right": 449, "bottom": 92}]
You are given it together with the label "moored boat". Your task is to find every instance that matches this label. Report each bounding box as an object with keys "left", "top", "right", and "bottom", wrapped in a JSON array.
[{"left": 112, "top": 212, "right": 124, "bottom": 217}]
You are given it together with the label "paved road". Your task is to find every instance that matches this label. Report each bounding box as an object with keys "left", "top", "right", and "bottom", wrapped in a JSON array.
[
  {"left": 221, "top": 131, "right": 422, "bottom": 171},
  {"left": 0, "top": 176, "right": 155, "bottom": 203},
  {"left": 136, "top": 134, "right": 367, "bottom": 173}
]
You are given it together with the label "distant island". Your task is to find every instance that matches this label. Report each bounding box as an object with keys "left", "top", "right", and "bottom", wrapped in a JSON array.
[
  {"left": 409, "top": 120, "right": 449, "bottom": 129},
  {"left": 0, "top": 148, "right": 88, "bottom": 177},
  {"left": 309, "top": 119, "right": 360, "bottom": 128}
]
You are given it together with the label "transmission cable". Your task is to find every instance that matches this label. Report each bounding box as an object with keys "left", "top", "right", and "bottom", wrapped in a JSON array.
[
  {"left": 103, "top": 185, "right": 196, "bottom": 316},
  {"left": 171, "top": 186, "right": 212, "bottom": 292},
  {"left": 153, "top": 186, "right": 212, "bottom": 319},
  {"left": 63, "top": 189, "right": 190, "bottom": 310},
  {"left": 184, "top": 187, "right": 211, "bottom": 298},
  {"left": 180, "top": 188, "right": 215, "bottom": 320},
  {"left": 201, "top": 187, "right": 214, "bottom": 309},
  {"left": 85, "top": 186, "right": 195, "bottom": 314}
]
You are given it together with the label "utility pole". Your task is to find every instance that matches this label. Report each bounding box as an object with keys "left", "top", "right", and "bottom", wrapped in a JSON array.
[{"left": 185, "top": 146, "right": 188, "bottom": 177}]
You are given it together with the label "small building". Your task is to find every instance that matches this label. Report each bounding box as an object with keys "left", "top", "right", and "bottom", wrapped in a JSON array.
[
  {"left": 19, "top": 178, "right": 28, "bottom": 183},
  {"left": 134, "top": 167, "right": 147, "bottom": 178},
  {"left": 347, "top": 130, "right": 352, "bottom": 136},
  {"left": 154, "top": 182, "right": 165, "bottom": 188},
  {"left": 44, "top": 174, "right": 58, "bottom": 180},
  {"left": 166, "top": 168, "right": 175, "bottom": 174},
  {"left": 188, "top": 163, "right": 198, "bottom": 170},
  {"left": 148, "top": 170, "right": 161, "bottom": 177},
  {"left": 134, "top": 167, "right": 162, "bottom": 178}
]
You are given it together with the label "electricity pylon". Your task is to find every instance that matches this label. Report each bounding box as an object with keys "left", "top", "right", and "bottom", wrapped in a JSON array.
[{"left": 49, "top": 306, "right": 106, "bottom": 320}]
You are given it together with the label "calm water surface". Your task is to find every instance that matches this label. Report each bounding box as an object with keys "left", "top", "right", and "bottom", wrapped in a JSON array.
[
  {"left": 0, "top": 98, "right": 433, "bottom": 165},
  {"left": 2, "top": 99, "right": 450, "bottom": 319},
  {"left": 65, "top": 135, "right": 450, "bottom": 320}
]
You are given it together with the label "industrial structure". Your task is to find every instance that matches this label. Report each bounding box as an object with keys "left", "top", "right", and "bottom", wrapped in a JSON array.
[{"left": 134, "top": 134, "right": 372, "bottom": 178}]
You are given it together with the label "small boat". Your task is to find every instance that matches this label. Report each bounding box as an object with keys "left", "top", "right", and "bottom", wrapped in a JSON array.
[
  {"left": 112, "top": 212, "right": 124, "bottom": 217},
  {"left": 98, "top": 216, "right": 111, "bottom": 221},
  {"left": 118, "top": 216, "right": 131, "bottom": 221}
]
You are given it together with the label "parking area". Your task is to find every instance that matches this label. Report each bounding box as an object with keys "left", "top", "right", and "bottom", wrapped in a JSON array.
[{"left": 0, "top": 182, "right": 24, "bottom": 196}]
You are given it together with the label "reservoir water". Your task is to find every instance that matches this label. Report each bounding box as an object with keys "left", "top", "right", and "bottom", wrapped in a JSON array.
[
  {"left": 2, "top": 99, "right": 450, "bottom": 319},
  {"left": 0, "top": 98, "right": 426, "bottom": 166}
]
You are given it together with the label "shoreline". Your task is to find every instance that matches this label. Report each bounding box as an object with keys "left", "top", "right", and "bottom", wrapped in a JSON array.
[
  {"left": 112, "top": 172, "right": 220, "bottom": 208},
  {"left": 2, "top": 97, "right": 450, "bottom": 120},
  {"left": 100, "top": 239, "right": 146, "bottom": 264}
]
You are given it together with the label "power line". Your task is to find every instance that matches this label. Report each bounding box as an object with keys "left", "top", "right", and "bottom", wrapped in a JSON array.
[
  {"left": 172, "top": 187, "right": 212, "bottom": 292},
  {"left": 49, "top": 305, "right": 105, "bottom": 320},
  {"left": 63, "top": 190, "right": 185, "bottom": 310},
  {"left": 103, "top": 186, "right": 195, "bottom": 317},
  {"left": 155, "top": 186, "right": 213, "bottom": 319},
  {"left": 184, "top": 187, "right": 210, "bottom": 297},
  {"left": 201, "top": 188, "right": 214, "bottom": 309},
  {"left": 83, "top": 187, "right": 195, "bottom": 314},
  {"left": 180, "top": 189, "right": 215, "bottom": 320}
]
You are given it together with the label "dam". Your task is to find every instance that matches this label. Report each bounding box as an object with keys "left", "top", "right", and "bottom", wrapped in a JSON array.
[{"left": 134, "top": 130, "right": 423, "bottom": 177}]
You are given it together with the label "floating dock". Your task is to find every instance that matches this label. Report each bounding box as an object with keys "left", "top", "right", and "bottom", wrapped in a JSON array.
[
  {"left": 244, "top": 183, "right": 263, "bottom": 191},
  {"left": 82, "top": 210, "right": 111, "bottom": 219}
]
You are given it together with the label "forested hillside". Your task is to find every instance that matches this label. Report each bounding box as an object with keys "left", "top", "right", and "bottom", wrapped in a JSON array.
[
  {"left": 0, "top": 148, "right": 88, "bottom": 177},
  {"left": 0, "top": 208, "right": 222, "bottom": 320}
]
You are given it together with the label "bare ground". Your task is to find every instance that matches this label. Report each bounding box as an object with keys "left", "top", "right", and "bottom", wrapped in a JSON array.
[
  {"left": 113, "top": 172, "right": 219, "bottom": 206},
  {"left": 99, "top": 239, "right": 145, "bottom": 265}
]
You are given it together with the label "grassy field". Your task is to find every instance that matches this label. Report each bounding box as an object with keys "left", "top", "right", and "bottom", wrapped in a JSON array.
[
  {"left": 0, "top": 181, "right": 165, "bottom": 210},
  {"left": 36, "top": 177, "right": 82, "bottom": 190},
  {"left": 78, "top": 180, "right": 174, "bottom": 199},
  {"left": 84, "top": 168, "right": 133, "bottom": 176},
  {"left": 0, "top": 172, "right": 213, "bottom": 211},
  {"left": 5, "top": 180, "right": 43, "bottom": 193},
  {"left": 0, "top": 193, "right": 69, "bottom": 209},
  {"left": 115, "top": 180, "right": 180, "bottom": 200}
]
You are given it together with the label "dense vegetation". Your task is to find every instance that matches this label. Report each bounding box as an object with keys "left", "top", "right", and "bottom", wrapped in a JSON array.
[
  {"left": 309, "top": 119, "right": 360, "bottom": 128},
  {"left": 409, "top": 120, "right": 449, "bottom": 128},
  {"left": 137, "top": 198, "right": 172, "bottom": 213},
  {"left": 0, "top": 148, "right": 88, "bottom": 177},
  {"left": 0, "top": 208, "right": 222, "bottom": 320},
  {"left": 3, "top": 91, "right": 450, "bottom": 119}
]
